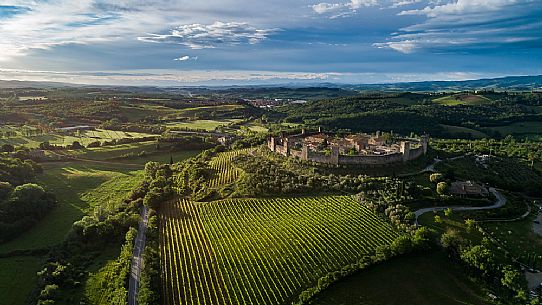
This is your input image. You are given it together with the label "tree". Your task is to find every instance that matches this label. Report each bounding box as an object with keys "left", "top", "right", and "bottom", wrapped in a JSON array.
[
  {"left": 440, "top": 229, "right": 465, "bottom": 255},
  {"left": 0, "top": 181, "right": 13, "bottom": 201},
  {"left": 429, "top": 173, "right": 444, "bottom": 183},
  {"left": 70, "top": 141, "right": 83, "bottom": 150},
  {"left": 436, "top": 182, "right": 449, "bottom": 195},
  {"left": 501, "top": 265, "right": 525, "bottom": 292},
  {"left": 1, "top": 144, "right": 14, "bottom": 153},
  {"left": 444, "top": 207, "right": 453, "bottom": 217},
  {"left": 434, "top": 215, "right": 442, "bottom": 223},
  {"left": 464, "top": 219, "right": 476, "bottom": 233}
]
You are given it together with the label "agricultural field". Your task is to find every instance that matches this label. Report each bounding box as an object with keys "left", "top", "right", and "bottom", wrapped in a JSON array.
[
  {"left": 310, "top": 251, "right": 490, "bottom": 305},
  {"left": 0, "top": 126, "right": 155, "bottom": 148},
  {"left": 207, "top": 149, "right": 250, "bottom": 188},
  {"left": 165, "top": 119, "right": 243, "bottom": 131},
  {"left": 160, "top": 196, "right": 399, "bottom": 305},
  {"left": 433, "top": 94, "right": 492, "bottom": 106}
]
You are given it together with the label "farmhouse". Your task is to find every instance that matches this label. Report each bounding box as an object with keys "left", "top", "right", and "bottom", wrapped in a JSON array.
[
  {"left": 449, "top": 181, "right": 489, "bottom": 197},
  {"left": 267, "top": 128, "right": 429, "bottom": 166}
]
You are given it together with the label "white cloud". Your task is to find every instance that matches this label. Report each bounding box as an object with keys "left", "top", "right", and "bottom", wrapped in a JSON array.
[
  {"left": 311, "top": 0, "right": 379, "bottom": 16},
  {"left": 139, "top": 22, "right": 278, "bottom": 49},
  {"left": 174, "top": 55, "right": 198, "bottom": 61},
  {"left": 376, "top": 0, "right": 542, "bottom": 53},
  {"left": 399, "top": 0, "right": 516, "bottom": 17}
]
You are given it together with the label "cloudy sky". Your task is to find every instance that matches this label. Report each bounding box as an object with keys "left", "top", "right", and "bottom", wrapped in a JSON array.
[{"left": 0, "top": 0, "right": 541, "bottom": 85}]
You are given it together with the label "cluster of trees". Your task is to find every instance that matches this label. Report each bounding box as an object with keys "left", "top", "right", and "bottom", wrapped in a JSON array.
[
  {"left": 0, "top": 157, "right": 54, "bottom": 243},
  {"left": 434, "top": 138, "right": 542, "bottom": 162},
  {"left": 0, "top": 156, "right": 39, "bottom": 185},
  {"left": 436, "top": 156, "right": 542, "bottom": 196},
  {"left": 440, "top": 229, "right": 530, "bottom": 304},
  {"left": 31, "top": 167, "right": 156, "bottom": 304},
  {"left": 276, "top": 92, "right": 541, "bottom": 139},
  {"left": 0, "top": 183, "right": 56, "bottom": 243},
  {"left": 233, "top": 153, "right": 383, "bottom": 197},
  {"left": 137, "top": 210, "right": 161, "bottom": 305},
  {"left": 355, "top": 179, "right": 417, "bottom": 232}
]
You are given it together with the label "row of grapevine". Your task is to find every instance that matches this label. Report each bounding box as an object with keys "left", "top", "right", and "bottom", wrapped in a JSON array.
[
  {"left": 207, "top": 149, "right": 250, "bottom": 188},
  {"left": 160, "top": 199, "right": 229, "bottom": 305},
  {"left": 160, "top": 196, "right": 399, "bottom": 305}
]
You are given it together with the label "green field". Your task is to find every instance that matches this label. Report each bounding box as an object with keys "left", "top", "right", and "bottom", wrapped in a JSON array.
[
  {"left": 160, "top": 196, "right": 399, "bottom": 305},
  {"left": 440, "top": 124, "right": 488, "bottom": 139},
  {"left": 0, "top": 162, "right": 143, "bottom": 254},
  {"left": 0, "top": 256, "right": 43, "bottom": 305},
  {"left": 433, "top": 94, "right": 492, "bottom": 106},
  {"left": 311, "top": 251, "right": 490, "bottom": 305},
  {"left": 0, "top": 127, "right": 155, "bottom": 148},
  {"left": 165, "top": 119, "right": 243, "bottom": 131},
  {"left": 485, "top": 121, "right": 542, "bottom": 138}
]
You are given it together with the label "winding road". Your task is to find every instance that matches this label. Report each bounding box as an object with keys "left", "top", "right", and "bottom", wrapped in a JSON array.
[
  {"left": 414, "top": 187, "right": 507, "bottom": 225},
  {"left": 128, "top": 206, "right": 149, "bottom": 305}
]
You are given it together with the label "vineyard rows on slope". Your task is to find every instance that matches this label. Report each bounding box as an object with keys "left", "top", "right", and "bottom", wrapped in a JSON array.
[
  {"left": 207, "top": 149, "right": 250, "bottom": 189},
  {"left": 160, "top": 196, "right": 399, "bottom": 305}
]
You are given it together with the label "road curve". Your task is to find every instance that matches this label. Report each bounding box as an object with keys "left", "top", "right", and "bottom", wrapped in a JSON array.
[
  {"left": 128, "top": 205, "right": 149, "bottom": 305},
  {"left": 414, "top": 187, "right": 507, "bottom": 225}
]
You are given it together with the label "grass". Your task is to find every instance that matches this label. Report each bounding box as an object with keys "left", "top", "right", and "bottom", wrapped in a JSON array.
[
  {"left": 485, "top": 121, "right": 542, "bottom": 138},
  {"left": 433, "top": 94, "right": 492, "bottom": 106},
  {"left": 0, "top": 256, "right": 43, "bottom": 305},
  {"left": 0, "top": 162, "right": 143, "bottom": 254},
  {"left": 161, "top": 196, "right": 399, "bottom": 305},
  {"left": 310, "top": 251, "right": 490, "bottom": 305},
  {"left": 165, "top": 119, "right": 243, "bottom": 131},
  {"left": 440, "top": 124, "right": 488, "bottom": 139},
  {"left": 244, "top": 123, "right": 269, "bottom": 133}
]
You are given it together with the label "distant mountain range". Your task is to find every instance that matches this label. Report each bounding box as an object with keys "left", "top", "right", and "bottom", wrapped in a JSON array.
[
  {"left": 1, "top": 74, "right": 542, "bottom": 91},
  {"left": 344, "top": 75, "right": 542, "bottom": 92}
]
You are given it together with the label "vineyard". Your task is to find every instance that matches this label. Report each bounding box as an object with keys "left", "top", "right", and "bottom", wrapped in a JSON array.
[
  {"left": 207, "top": 149, "right": 250, "bottom": 188},
  {"left": 160, "top": 196, "right": 399, "bottom": 305}
]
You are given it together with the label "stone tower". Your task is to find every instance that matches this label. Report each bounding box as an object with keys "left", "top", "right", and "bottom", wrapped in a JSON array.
[
  {"left": 331, "top": 146, "right": 339, "bottom": 165},
  {"left": 268, "top": 136, "right": 276, "bottom": 151},
  {"left": 420, "top": 134, "right": 429, "bottom": 154},
  {"left": 400, "top": 141, "right": 411, "bottom": 162},
  {"left": 301, "top": 143, "right": 309, "bottom": 161}
]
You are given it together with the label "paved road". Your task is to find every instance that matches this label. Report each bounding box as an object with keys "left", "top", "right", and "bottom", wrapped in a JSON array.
[
  {"left": 128, "top": 206, "right": 149, "bottom": 305},
  {"left": 414, "top": 187, "right": 507, "bottom": 225}
]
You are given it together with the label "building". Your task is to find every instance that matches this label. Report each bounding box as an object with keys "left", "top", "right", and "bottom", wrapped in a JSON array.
[
  {"left": 449, "top": 181, "right": 489, "bottom": 197},
  {"left": 267, "top": 128, "right": 429, "bottom": 166}
]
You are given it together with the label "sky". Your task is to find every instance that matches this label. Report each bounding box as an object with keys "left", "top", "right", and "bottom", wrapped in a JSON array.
[{"left": 0, "top": 0, "right": 541, "bottom": 86}]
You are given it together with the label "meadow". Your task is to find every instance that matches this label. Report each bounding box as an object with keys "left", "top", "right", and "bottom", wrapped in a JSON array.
[
  {"left": 0, "top": 256, "right": 43, "bottom": 305},
  {"left": 310, "top": 251, "right": 490, "bottom": 305},
  {"left": 433, "top": 94, "right": 492, "bottom": 106},
  {"left": 160, "top": 196, "right": 399, "bottom": 305},
  {"left": 0, "top": 161, "right": 143, "bottom": 253},
  {"left": 165, "top": 119, "right": 242, "bottom": 131}
]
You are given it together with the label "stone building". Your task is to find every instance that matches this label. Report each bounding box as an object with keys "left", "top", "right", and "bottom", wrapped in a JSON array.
[{"left": 268, "top": 128, "right": 429, "bottom": 166}]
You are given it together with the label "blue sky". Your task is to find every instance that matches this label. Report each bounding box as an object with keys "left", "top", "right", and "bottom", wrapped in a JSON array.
[{"left": 0, "top": 0, "right": 541, "bottom": 85}]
